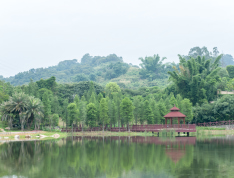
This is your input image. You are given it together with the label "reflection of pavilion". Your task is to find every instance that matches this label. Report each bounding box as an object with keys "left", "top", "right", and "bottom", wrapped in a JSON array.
[{"left": 165, "top": 148, "right": 186, "bottom": 163}]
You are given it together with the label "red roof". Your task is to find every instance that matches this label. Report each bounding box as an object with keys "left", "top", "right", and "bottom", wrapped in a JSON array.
[
  {"left": 164, "top": 112, "right": 186, "bottom": 118},
  {"left": 164, "top": 106, "right": 186, "bottom": 118},
  {"left": 170, "top": 106, "right": 180, "bottom": 111}
]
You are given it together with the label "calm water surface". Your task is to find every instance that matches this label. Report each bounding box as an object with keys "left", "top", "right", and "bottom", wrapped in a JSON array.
[{"left": 0, "top": 136, "right": 234, "bottom": 178}]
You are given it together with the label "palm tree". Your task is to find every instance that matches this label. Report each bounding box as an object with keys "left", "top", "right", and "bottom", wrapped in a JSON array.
[
  {"left": 0, "top": 92, "right": 44, "bottom": 131},
  {"left": 26, "top": 96, "right": 44, "bottom": 130}
]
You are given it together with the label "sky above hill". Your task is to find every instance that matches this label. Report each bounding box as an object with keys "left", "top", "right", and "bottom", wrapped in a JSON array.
[{"left": 0, "top": 0, "right": 234, "bottom": 77}]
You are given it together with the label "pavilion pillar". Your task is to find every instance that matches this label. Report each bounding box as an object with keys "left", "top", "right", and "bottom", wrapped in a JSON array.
[
  {"left": 170, "top": 118, "right": 172, "bottom": 125},
  {"left": 183, "top": 118, "right": 185, "bottom": 125},
  {"left": 178, "top": 118, "right": 180, "bottom": 125}
]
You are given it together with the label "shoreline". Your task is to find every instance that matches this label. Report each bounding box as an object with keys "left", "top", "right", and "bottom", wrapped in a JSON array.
[{"left": 1, "top": 129, "right": 234, "bottom": 142}]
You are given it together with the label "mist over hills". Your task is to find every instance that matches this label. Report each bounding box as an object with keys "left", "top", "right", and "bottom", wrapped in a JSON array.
[
  {"left": 1, "top": 53, "right": 172, "bottom": 89},
  {"left": 1, "top": 46, "right": 234, "bottom": 89}
]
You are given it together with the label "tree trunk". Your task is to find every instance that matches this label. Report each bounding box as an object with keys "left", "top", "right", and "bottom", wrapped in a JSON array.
[
  {"left": 102, "top": 122, "right": 104, "bottom": 132},
  {"left": 21, "top": 122, "right": 24, "bottom": 131}
]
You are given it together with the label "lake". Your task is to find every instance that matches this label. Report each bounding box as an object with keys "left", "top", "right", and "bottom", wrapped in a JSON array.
[{"left": 0, "top": 136, "right": 234, "bottom": 178}]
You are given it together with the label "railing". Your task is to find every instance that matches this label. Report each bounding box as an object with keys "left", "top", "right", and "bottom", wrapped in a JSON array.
[
  {"left": 130, "top": 124, "right": 196, "bottom": 132},
  {"left": 61, "top": 126, "right": 105, "bottom": 132},
  {"left": 61, "top": 124, "right": 196, "bottom": 132},
  {"left": 197, "top": 120, "right": 234, "bottom": 127}
]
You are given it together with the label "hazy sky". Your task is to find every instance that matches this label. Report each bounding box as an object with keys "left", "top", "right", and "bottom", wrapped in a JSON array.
[{"left": 1, "top": 0, "right": 234, "bottom": 77}]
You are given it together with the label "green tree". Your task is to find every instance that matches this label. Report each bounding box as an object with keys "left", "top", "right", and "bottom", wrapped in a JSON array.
[
  {"left": 42, "top": 91, "right": 51, "bottom": 126},
  {"left": 86, "top": 103, "right": 97, "bottom": 128},
  {"left": 168, "top": 54, "right": 222, "bottom": 104},
  {"left": 74, "top": 95, "right": 80, "bottom": 107},
  {"left": 144, "top": 100, "right": 154, "bottom": 124},
  {"left": 113, "top": 92, "right": 122, "bottom": 128},
  {"left": 67, "top": 103, "right": 79, "bottom": 129},
  {"left": 226, "top": 65, "right": 234, "bottom": 78},
  {"left": 105, "top": 82, "right": 121, "bottom": 97},
  {"left": 133, "top": 96, "right": 141, "bottom": 125},
  {"left": 157, "top": 99, "right": 167, "bottom": 124},
  {"left": 120, "top": 97, "right": 134, "bottom": 131},
  {"left": 139, "top": 54, "right": 167, "bottom": 80},
  {"left": 181, "top": 99, "right": 193, "bottom": 123},
  {"left": 62, "top": 99, "right": 69, "bottom": 128},
  {"left": 89, "top": 92, "right": 97, "bottom": 104},
  {"left": 99, "top": 98, "right": 109, "bottom": 132},
  {"left": 79, "top": 99, "right": 87, "bottom": 132},
  {"left": 149, "top": 98, "right": 160, "bottom": 124},
  {"left": 26, "top": 96, "right": 44, "bottom": 130},
  {"left": 52, "top": 114, "right": 59, "bottom": 128},
  {"left": 176, "top": 94, "right": 183, "bottom": 109},
  {"left": 51, "top": 96, "right": 60, "bottom": 115},
  {"left": 169, "top": 93, "right": 178, "bottom": 107}
]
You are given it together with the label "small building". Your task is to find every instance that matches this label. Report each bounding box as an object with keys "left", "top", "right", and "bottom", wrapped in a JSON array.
[{"left": 164, "top": 105, "right": 186, "bottom": 125}]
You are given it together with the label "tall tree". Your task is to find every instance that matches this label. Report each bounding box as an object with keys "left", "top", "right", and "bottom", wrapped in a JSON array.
[
  {"left": 168, "top": 54, "right": 222, "bottom": 104},
  {"left": 144, "top": 100, "right": 154, "bottom": 124},
  {"left": 51, "top": 96, "right": 60, "bottom": 115},
  {"left": 181, "top": 99, "right": 193, "bottom": 123},
  {"left": 42, "top": 91, "right": 51, "bottom": 126},
  {"left": 226, "top": 65, "right": 234, "bottom": 78},
  {"left": 157, "top": 99, "right": 167, "bottom": 124},
  {"left": 79, "top": 99, "right": 87, "bottom": 132},
  {"left": 139, "top": 54, "right": 167, "bottom": 80},
  {"left": 120, "top": 97, "right": 134, "bottom": 131},
  {"left": 105, "top": 82, "right": 121, "bottom": 98},
  {"left": 62, "top": 98, "right": 69, "bottom": 128},
  {"left": 169, "top": 93, "right": 178, "bottom": 107},
  {"left": 99, "top": 98, "right": 109, "bottom": 132},
  {"left": 67, "top": 103, "right": 79, "bottom": 129},
  {"left": 113, "top": 92, "right": 122, "bottom": 129},
  {"left": 133, "top": 96, "right": 141, "bottom": 125},
  {"left": 86, "top": 103, "right": 97, "bottom": 128}
]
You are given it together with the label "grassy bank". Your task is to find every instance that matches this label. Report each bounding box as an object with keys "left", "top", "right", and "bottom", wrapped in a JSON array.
[{"left": 0, "top": 131, "right": 68, "bottom": 141}]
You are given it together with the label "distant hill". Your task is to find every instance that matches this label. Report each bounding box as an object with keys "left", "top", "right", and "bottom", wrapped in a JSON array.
[{"left": 2, "top": 53, "right": 170, "bottom": 89}]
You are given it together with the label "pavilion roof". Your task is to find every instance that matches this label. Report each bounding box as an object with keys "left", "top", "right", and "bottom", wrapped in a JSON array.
[
  {"left": 164, "top": 112, "right": 186, "bottom": 118},
  {"left": 164, "top": 106, "right": 186, "bottom": 118},
  {"left": 170, "top": 106, "right": 180, "bottom": 111}
]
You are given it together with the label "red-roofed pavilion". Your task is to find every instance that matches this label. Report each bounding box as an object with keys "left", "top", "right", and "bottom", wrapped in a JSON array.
[{"left": 164, "top": 105, "right": 186, "bottom": 125}]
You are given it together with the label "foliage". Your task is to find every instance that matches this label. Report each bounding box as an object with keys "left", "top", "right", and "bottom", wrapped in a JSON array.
[
  {"left": 120, "top": 97, "right": 134, "bottom": 128},
  {"left": 99, "top": 98, "right": 108, "bottom": 130},
  {"left": 168, "top": 54, "right": 222, "bottom": 105},
  {"left": 139, "top": 54, "right": 167, "bottom": 80},
  {"left": 0, "top": 92, "right": 44, "bottom": 131},
  {"left": 86, "top": 103, "right": 97, "bottom": 128},
  {"left": 67, "top": 103, "right": 79, "bottom": 125},
  {"left": 226, "top": 65, "right": 234, "bottom": 78}
]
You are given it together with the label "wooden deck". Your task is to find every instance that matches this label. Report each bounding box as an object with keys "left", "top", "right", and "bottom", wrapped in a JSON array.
[
  {"left": 61, "top": 124, "right": 196, "bottom": 133},
  {"left": 129, "top": 124, "right": 196, "bottom": 133}
]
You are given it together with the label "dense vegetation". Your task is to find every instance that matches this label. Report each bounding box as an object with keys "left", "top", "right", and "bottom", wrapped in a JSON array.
[
  {"left": 1, "top": 53, "right": 170, "bottom": 89},
  {"left": 1, "top": 46, "right": 234, "bottom": 130}
]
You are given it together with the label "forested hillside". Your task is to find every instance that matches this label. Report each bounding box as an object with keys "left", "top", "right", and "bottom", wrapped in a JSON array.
[
  {"left": 1, "top": 46, "right": 234, "bottom": 131},
  {"left": 2, "top": 53, "right": 177, "bottom": 89}
]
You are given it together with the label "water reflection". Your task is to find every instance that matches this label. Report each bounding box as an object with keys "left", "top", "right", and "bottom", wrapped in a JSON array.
[{"left": 0, "top": 136, "right": 234, "bottom": 178}]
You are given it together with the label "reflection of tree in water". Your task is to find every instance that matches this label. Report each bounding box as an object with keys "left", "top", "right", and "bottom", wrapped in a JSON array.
[{"left": 0, "top": 137, "right": 234, "bottom": 177}]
